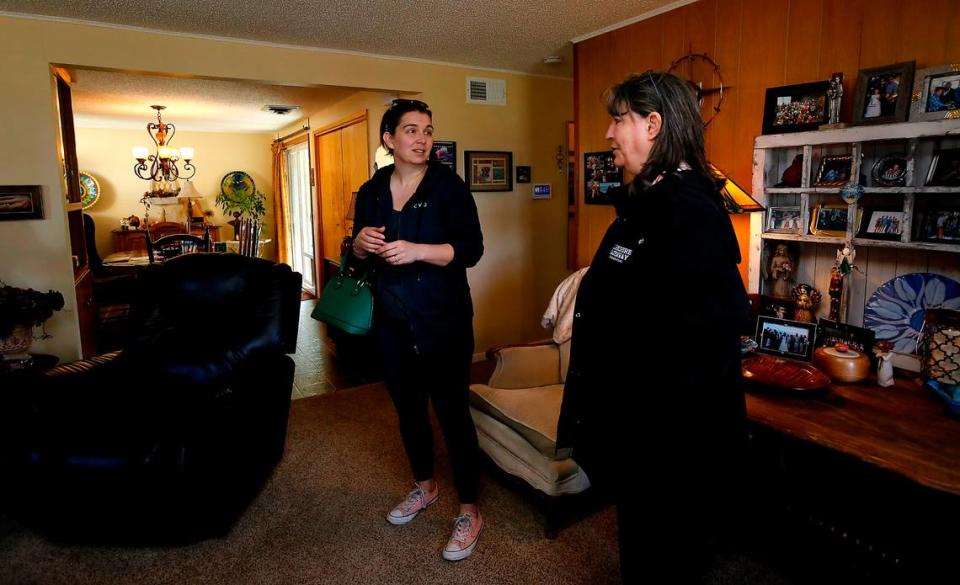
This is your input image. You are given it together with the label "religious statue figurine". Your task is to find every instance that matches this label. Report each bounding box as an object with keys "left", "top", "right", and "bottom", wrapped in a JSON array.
[
  {"left": 791, "top": 283, "right": 822, "bottom": 323},
  {"left": 826, "top": 72, "right": 844, "bottom": 126},
  {"left": 768, "top": 243, "right": 795, "bottom": 298},
  {"left": 874, "top": 341, "right": 895, "bottom": 387}
]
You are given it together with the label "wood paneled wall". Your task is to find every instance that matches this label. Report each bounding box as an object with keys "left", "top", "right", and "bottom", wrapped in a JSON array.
[{"left": 575, "top": 0, "right": 960, "bottom": 280}]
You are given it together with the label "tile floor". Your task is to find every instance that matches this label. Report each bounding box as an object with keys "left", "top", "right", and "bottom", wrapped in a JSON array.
[
  {"left": 291, "top": 299, "right": 382, "bottom": 399},
  {"left": 292, "top": 299, "right": 496, "bottom": 400}
]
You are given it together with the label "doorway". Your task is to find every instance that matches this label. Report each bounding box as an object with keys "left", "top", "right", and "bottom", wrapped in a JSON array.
[{"left": 285, "top": 139, "right": 317, "bottom": 296}]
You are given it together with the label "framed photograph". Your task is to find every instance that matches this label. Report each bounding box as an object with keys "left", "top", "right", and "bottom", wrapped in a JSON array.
[
  {"left": 871, "top": 153, "right": 908, "bottom": 187},
  {"left": 914, "top": 209, "right": 960, "bottom": 243},
  {"left": 814, "top": 155, "right": 853, "bottom": 187},
  {"left": 758, "top": 294, "right": 797, "bottom": 321},
  {"left": 431, "top": 141, "right": 457, "bottom": 174},
  {"left": 584, "top": 151, "right": 623, "bottom": 205},
  {"left": 761, "top": 81, "right": 831, "bottom": 134},
  {"left": 756, "top": 316, "right": 817, "bottom": 362},
  {"left": 852, "top": 61, "right": 916, "bottom": 125},
  {"left": 925, "top": 147, "right": 960, "bottom": 186},
  {"left": 465, "top": 151, "right": 512, "bottom": 192},
  {"left": 809, "top": 205, "right": 849, "bottom": 237},
  {"left": 909, "top": 64, "right": 960, "bottom": 122},
  {"left": 858, "top": 208, "right": 904, "bottom": 241},
  {"left": 516, "top": 165, "right": 531, "bottom": 183},
  {"left": 0, "top": 185, "right": 43, "bottom": 221},
  {"left": 816, "top": 319, "right": 876, "bottom": 357},
  {"left": 766, "top": 206, "right": 802, "bottom": 234}
]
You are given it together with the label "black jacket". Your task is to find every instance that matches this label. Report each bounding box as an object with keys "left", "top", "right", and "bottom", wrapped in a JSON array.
[
  {"left": 352, "top": 161, "right": 483, "bottom": 350},
  {"left": 555, "top": 170, "right": 749, "bottom": 485}
]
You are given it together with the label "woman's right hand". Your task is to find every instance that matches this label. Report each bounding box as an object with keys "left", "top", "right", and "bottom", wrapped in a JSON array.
[{"left": 353, "top": 226, "right": 386, "bottom": 258}]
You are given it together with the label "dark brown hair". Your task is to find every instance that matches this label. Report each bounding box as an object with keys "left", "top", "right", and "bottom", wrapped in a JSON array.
[
  {"left": 380, "top": 98, "right": 432, "bottom": 155},
  {"left": 605, "top": 71, "right": 720, "bottom": 189}
]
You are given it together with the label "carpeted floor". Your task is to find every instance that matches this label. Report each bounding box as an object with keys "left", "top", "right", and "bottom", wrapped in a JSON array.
[{"left": 0, "top": 383, "right": 799, "bottom": 585}]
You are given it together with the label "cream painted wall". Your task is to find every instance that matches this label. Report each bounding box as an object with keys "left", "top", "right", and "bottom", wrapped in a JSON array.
[
  {"left": 0, "top": 14, "right": 573, "bottom": 360},
  {"left": 75, "top": 128, "right": 274, "bottom": 259}
]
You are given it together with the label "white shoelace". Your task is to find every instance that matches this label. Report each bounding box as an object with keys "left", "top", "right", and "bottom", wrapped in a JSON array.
[{"left": 452, "top": 513, "right": 473, "bottom": 542}]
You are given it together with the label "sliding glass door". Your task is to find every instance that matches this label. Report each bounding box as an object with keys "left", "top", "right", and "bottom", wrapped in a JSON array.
[{"left": 286, "top": 141, "right": 316, "bottom": 295}]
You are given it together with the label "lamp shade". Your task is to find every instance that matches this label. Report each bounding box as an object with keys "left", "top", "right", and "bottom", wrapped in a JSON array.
[
  {"left": 132, "top": 146, "right": 149, "bottom": 160},
  {"left": 711, "top": 165, "right": 764, "bottom": 214},
  {"left": 177, "top": 179, "right": 202, "bottom": 199},
  {"left": 180, "top": 147, "right": 194, "bottom": 160}
]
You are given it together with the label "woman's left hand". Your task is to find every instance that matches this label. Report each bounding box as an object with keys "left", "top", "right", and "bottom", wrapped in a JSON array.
[{"left": 377, "top": 240, "right": 422, "bottom": 265}]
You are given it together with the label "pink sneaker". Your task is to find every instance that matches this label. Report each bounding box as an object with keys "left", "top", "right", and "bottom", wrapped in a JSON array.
[
  {"left": 386, "top": 483, "right": 438, "bottom": 525},
  {"left": 442, "top": 511, "right": 483, "bottom": 561}
]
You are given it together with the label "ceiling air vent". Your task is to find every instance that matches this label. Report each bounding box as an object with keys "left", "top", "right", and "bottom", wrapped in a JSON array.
[
  {"left": 466, "top": 77, "right": 506, "bottom": 106},
  {"left": 262, "top": 104, "right": 301, "bottom": 115}
]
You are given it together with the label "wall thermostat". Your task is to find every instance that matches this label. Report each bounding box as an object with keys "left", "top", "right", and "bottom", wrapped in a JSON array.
[{"left": 532, "top": 183, "right": 552, "bottom": 199}]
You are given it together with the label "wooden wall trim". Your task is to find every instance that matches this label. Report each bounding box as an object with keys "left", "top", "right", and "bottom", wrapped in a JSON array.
[{"left": 313, "top": 110, "right": 368, "bottom": 137}]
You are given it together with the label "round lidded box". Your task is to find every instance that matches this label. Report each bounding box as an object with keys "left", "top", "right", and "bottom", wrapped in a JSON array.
[{"left": 813, "top": 345, "right": 871, "bottom": 383}]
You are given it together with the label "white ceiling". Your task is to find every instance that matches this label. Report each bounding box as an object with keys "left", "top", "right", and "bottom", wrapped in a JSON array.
[
  {"left": 70, "top": 70, "right": 358, "bottom": 133},
  {"left": 2, "top": 0, "right": 685, "bottom": 132}
]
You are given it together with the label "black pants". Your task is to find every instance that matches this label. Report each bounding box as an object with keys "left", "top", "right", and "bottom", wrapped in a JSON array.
[{"left": 376, "top": 316, "right": 480, "bottom": 504}]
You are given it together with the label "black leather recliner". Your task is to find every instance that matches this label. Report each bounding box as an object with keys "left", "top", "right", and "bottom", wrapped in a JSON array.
[{"left": 1, "top": 253, "right": 301, "bottom": 540}]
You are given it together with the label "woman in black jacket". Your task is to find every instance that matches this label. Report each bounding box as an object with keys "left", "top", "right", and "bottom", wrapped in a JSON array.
[
  {"left": 351, "top": 99, "right": 485, "bottom": 562},
  {"left": 556, "top": 72, "right": 750, "bottom": 583}
]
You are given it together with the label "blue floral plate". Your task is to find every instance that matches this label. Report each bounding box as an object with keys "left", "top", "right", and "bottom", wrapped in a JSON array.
[{"left": 863, "top": 273, "right": 960, "bottom": 353}]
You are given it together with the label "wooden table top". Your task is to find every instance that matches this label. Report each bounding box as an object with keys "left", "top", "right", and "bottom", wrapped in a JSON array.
[{"left": 746, "top": 375, "right": 960, "bottom": 496}]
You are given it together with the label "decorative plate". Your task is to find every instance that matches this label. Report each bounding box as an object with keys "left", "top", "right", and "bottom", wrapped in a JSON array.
[
  {"left": 871, "top": 153, "right": 908, "bottom": 187},
  {"left": 741, "top": 355, "right": 831, "bottom": 392},
  {"left": 220, "top": 171, "right": 256, "bottom": 198},
  {"left": 79, "top": 171, "right": 100, "bottom": 209},
  {"left": 863, "top": 273, "right": 960, "bottom": 353}
]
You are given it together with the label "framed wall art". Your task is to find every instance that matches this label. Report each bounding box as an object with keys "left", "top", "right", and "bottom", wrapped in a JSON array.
[
  {"left": 431, "top": 141, "right": 457, "bottom": 174},
  {"left": 914, "top": 209, "right": 960, "bottom": 243},
  {"left": 871, "top": 153, "right": 908, "bottom": 187},
  {"left": 814, "top": 155, "right": 853, "bottom": 187},
  {"left": 0, "top": 185, "right": 43, "bottom": 221},
  {"left": 464, "top": 151, "right": 512, "bottom": 192},
  {"left": 761, "top": 81, "right": 831, "bottom": 134},
  {"left": 815, "top": 319, "right": 876, "bottom": 355},
  {"left": 766, "top": 206, "right": 802, "bottom": 234},
  {"left": 858, "top": 208, "right": 904, "bottom": 241},
  {"left": 925, "top": 147, "right": 960, "bottom": 186},
  {"left": 809, "top": 205, "right": 849, "bottom": 237},
  {"left": 584, "top": 151, "right": 622, "bottom": 205},
  {"left": 515, "top": 165, "right": 531, "bottom": 183},
  {"left": 909, "top": 64, "right": 960, "bottom": 122},
  {"left": 852, "top": 61, "right": 916, "bottom": 125}
]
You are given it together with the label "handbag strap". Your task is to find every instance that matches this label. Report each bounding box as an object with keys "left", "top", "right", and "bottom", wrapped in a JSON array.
[{"left": 337, "top": 244, "right": 370, "bottom": 287}]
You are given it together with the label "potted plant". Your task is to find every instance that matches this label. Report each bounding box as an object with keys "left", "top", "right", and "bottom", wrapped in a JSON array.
[
  {"left": 0, "top": 283, "right": 65, "bottom": 354},
  {"left": 215, "top": 172, "right": 266, "bottom": 239}
]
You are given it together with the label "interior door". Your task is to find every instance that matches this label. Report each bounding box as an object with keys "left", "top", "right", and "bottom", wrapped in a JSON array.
[
  {"left": 286, "top": 140, "right": 316, "bottom": 295},
  {"left": 314, "top": 112, "right": 369, "bottom": 288},
  {"left": 317, "top": 130, "right": 345, "bottom": 265}
]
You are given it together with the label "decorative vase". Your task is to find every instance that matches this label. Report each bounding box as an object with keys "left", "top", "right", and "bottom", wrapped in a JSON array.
[{"left": 0, "top": 325, "right": 32, "bottom": 356}]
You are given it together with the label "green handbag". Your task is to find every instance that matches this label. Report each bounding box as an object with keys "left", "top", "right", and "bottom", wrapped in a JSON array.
[{"left": 311, "top": 251, "right": 374, "bottom": 335}]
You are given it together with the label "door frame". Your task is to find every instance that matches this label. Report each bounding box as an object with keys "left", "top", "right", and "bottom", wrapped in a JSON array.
[{"left": 312, "top": 110, "right": 369, "bottom": 290}]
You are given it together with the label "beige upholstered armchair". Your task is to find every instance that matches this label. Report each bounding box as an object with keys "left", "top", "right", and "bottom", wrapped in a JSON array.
[{"left": 469, "top": 339, "right": 591, "bottom": 535}]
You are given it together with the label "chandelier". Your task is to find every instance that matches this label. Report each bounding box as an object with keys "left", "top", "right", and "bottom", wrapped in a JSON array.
[{"left": 132, "top": 105, "right": 196, "bottom": 182}]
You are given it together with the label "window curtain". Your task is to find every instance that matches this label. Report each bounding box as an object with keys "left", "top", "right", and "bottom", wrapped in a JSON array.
[{"left": 271, "top": 142, "right": 292, "bottom": 265}]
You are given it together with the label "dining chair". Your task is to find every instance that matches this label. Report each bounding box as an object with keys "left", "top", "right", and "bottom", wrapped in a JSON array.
[{"left": 145, "top": 230, "right": 211, "bottom": 264}]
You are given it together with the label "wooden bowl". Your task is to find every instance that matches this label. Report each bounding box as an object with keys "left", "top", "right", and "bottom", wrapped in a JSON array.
[{"left": 813, "top": 346, "right": 871, "bottom": 383}]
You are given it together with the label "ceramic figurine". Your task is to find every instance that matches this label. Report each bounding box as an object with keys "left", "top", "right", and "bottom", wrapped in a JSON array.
[
  {"left": 791, "top": 283, "right": 822, "bottom": 323},
  {"left": 875, "top": 341, "right": 895, "bottom": 387},
  {"left": 768, "top": 243, "right": 795, "bottom": 298}
]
